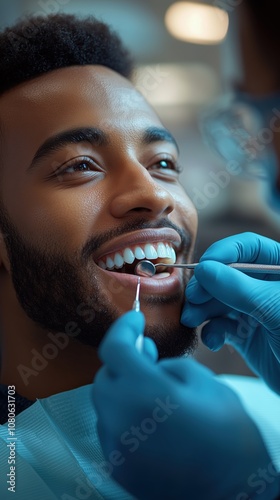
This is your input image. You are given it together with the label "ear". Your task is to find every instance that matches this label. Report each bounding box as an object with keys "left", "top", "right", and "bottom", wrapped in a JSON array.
[{"left": 0, "top": 230, "right": 11, "bottom": 272}]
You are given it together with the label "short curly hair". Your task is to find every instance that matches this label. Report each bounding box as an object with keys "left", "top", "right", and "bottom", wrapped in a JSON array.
[{"left": 0, "top": 13, "right": 133, "bottom": 96}]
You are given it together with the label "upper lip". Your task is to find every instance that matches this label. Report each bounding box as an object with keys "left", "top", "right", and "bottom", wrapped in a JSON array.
[{"left": 94, "top": 228, "right": 182, "bottom": 261}]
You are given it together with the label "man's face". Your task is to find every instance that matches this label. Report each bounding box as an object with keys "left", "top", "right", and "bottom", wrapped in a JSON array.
[{"left": 0, "top": 65, "right": 197, "bottom": 358}]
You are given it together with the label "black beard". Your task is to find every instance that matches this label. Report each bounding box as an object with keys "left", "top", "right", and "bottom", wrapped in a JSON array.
[{"left": 0, "top": 208, "right": 197, "bottom": 358}]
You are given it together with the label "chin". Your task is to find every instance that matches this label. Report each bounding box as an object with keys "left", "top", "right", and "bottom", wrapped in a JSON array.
[{"left": 144, "top": 317, "right": 198, "bottom": 359}]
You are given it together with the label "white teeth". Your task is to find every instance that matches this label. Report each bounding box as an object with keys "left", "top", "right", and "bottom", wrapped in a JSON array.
[
  {"left": 114, "top": 253, "right": 124, "bottom": 268},
  {"left": 157, "top": 242, "right": 167, "bottom": 258},
  {"left": 144, "top": 243, "right": 158, "bottom": 260},
  {"left": 106, "top": 256, "right": 115, "bottom": 269},
  {"left": 134, "top": 246, "right": 145, "bottom": 260},
  {"left": 123, "top": 248, "right": 135, "bottom": 264},
  {"left": 166, "top": 245, "right": 172, "bottom": 259},
  {"left": 98, "top": 241, "right": 177, "bottom": 271},
  {"left": 170, "top": 247, "right": 176, "bottom": 262}
]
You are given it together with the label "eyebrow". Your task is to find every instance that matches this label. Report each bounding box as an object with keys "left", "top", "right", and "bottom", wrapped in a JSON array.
[
  {"left": 28, "top": 128, "right": 108, "bottom": 171},
  {"left": 142, "top": 127, "right": 179, "bottom": 153},
  {"left": 28, "top": 126, "right": 179, "bottom": 171}
]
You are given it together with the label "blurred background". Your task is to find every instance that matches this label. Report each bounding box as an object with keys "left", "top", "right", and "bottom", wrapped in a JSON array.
[{"left": 1, "top": 0, "right": 278, "bottom": 376}]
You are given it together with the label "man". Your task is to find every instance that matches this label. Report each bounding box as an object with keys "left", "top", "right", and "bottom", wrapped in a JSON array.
[
  {"left": 0, "top": 12, "right": 199, "bottom": 499},
  {"left": 0, "top": 13, "right": 198, "bottom": 400},
  {"left": 0, "top": 10, "right": 278, "bottom": 500}
]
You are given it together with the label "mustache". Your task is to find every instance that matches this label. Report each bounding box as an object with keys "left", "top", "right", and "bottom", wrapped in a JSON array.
[{"left": 81, "top": 218, "right": 192, "bottom": 262}]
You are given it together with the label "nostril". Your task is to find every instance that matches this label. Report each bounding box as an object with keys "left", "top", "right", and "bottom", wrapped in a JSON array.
[
  {"left": 109, "top": 176, "right": 175, "bottom": 219},
  {"left": 129, "top": 207, "right": 151, "bottom": 213}
]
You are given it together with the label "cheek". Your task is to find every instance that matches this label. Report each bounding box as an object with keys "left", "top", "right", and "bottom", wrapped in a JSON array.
[
  {"left": 4, "top": 180, "right": 105, "bottom": 252},
  {"left": 169, "top": 184, "right": 198, "bottom": 238}
]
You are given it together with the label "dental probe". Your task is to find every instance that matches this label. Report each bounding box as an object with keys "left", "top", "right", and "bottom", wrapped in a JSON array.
[
  {"left": 132, "top": 277, "right": 144, "bottom": 353},
  {"left": 132, "top": 276, "right": 141, "bottom": 312},
  {"left": 135, "top": 260, "right": 280, "bottom": 277}
]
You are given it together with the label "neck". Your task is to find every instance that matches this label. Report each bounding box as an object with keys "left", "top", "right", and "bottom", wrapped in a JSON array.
[
  {"left": 1, "top": 331, "right": 101, "bottom": 400},
  {"left": 1, "top": 330, "right": 101, "bottom": 400},
  {"left": 0, "top": 284, "right": 101, "bottom": 399}
]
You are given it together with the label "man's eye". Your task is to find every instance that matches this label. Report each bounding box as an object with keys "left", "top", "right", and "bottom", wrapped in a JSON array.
[
  {"left": 150, "top": 159, "right": 182, "bottom": 174},
  {"left": 57, "top": 157, "right": 99, "bottom": 175},
  {"left": 68, "top": 162, "right": 91, "bottom": 172},
  {"left": 64, "top": 159, "right": 94, "bottom": 174}
]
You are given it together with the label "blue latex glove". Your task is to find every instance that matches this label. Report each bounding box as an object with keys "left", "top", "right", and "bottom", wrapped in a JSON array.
[
  {"left": 92, "top": 311, "right": 278, "bottom": 500},
  {"left": 181, "top": 232, "right": 280, "bottom": 395}
]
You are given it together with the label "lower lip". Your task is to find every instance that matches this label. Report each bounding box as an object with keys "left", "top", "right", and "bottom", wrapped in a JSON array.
[{"left": 98, "top": 267, "right": 183, "bottom": 294}]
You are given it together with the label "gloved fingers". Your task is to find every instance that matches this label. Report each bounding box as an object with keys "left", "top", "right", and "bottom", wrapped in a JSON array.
[
  {"left": 93, "top": 365, "right": 111, "bottom": 392},
  {"left": 186, "top": 275, "right": 213, "bottom": 304},
  {"left": 159, "top": 356, "right": 214, "bottom": 384},
  {"left": 159, "top": 357, "right": 191, "bottom": 383},
  {"left": 181, "top": 297, "right": 232, "bottom": 327},
  {"left": 93, "top": 366, "right": 139, "bottom": 415},
  {"left": 193, "top": 261, "right": 280, "bottom": 328},
  {"left": 250, "top": 287, "right": 280, "bottom": 331},
  {"left": 200, "top": 317, "right": 255, "bottom": 352},
  {"left": 202, "top": 318, "right": 280, "bottom": 395},
  {"left": 267, "top": 331, "right": 280, "bottom": 363},
  {"left": 260, "top": 351, "right": 280, "bottom": 395},
  {"left": 98, "top": 311, "right": 146, "bottom": 373},
  {"left": 199, "top": 232, "right": 280, "bottom": 266},
  {"left": 201, "top": 320, "right": 227, "bottom": 351},
  {"left": 95, "top": 418, "right": 113, "bottom": 456},
  {"left": 201, "top": 316, "right": 264, "bottom": 361},
  {"left": 142, "top": 336, "right": 159, "bottom": 362},
  {"left": 92, "top": 366, "right": 115, "bottom": 418},
  {"left": 93, "top": 365, "right": 113, "bottom": 395}
]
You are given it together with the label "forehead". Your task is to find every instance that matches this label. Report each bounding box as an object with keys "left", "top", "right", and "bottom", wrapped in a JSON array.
[{"left": 0, "top": 65, "right": 162, "bottom": 161}]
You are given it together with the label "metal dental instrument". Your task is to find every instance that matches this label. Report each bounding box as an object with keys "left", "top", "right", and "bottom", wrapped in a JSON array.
[
  {"left": 132, "top": 277, "right": 143, "bottom": 352},
  {"left": 132, "top": 276, "right": 141, "bottom": 312},
  {"left": 135, "top": 260, "right": 280, "bottom": 278}
]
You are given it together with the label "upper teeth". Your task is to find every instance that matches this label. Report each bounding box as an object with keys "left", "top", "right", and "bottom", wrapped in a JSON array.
[{"left": 98, "top": 242, "right": 176, "bottom": 271}]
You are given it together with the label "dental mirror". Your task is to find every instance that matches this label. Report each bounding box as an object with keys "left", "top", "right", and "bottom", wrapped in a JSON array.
[
  {"left": 135, "top": 260, "right": 157, "bottom": 277},
  {"left": 135, "top": 259, "right": 280, "bottom": 277},
  {"left": 135, "top": 259, "right": 197, "bottom": 277}
]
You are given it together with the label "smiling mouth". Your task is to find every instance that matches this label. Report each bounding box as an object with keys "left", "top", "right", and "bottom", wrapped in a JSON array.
[{"left": 96, "top": 242, "right": 176, "bottom": 276}]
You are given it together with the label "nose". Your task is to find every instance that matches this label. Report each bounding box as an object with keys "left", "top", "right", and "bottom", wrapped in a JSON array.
[{"left": 109, "top": 160, "right": 175, "bottom": 220}]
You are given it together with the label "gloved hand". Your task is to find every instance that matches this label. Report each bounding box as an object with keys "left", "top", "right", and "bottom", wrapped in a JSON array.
[
  {"left": 181, "top": 232, "right": 280, "bottom": 395},
  {"left": 92, "top": 310, "right": 278, "bottom": 500}
]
